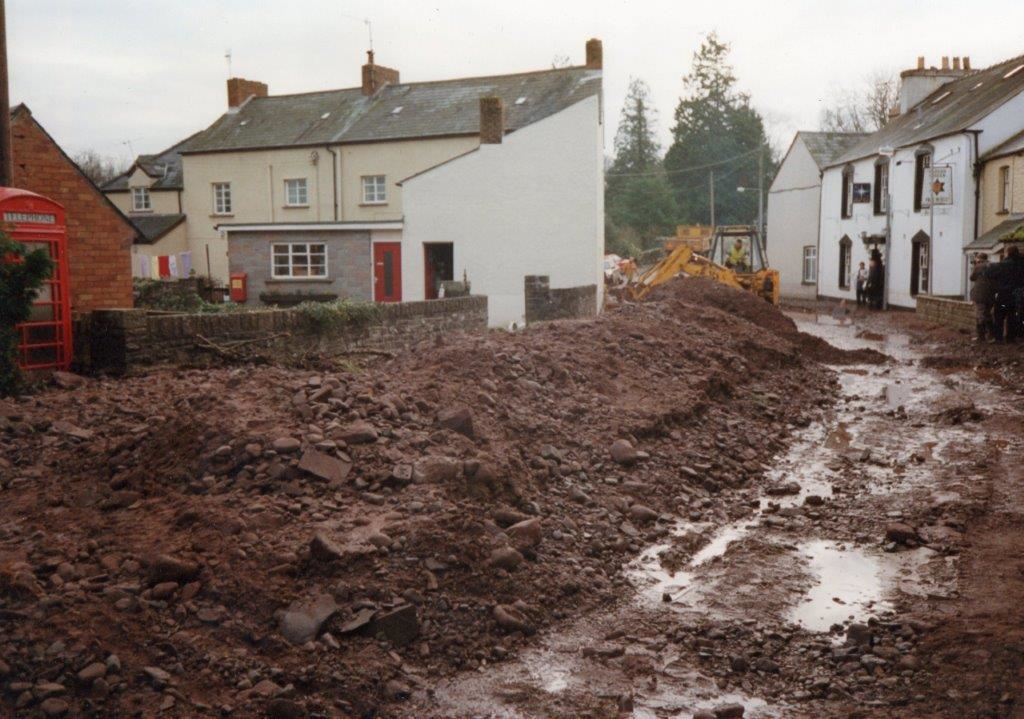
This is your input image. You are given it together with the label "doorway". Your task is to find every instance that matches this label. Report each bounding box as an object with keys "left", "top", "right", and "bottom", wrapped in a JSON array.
[
  {"left": 424, "top": 243, "right": 454, "bottom": 300},
  {"left": 910, "top": 231, "right": 930, "bottom": 296},
  {"left": 373, "top": 242, "right": 402, "bottom": 302}
]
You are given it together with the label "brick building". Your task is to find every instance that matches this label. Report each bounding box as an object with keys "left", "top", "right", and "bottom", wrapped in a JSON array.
[{"left": 10, "top": 104, "right": 136, "bottom": 311}]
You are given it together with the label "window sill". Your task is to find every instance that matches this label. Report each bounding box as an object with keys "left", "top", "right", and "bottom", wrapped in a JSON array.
[
  {"left": 267, "top": 277, "right": 331, "bottom": 283},
  {"left": 211, "top": 213, "right": 234, "bottom": 218},
  {"left": 131, "top": 210, "right": 154, "bottom": 215},
  {"left": 996, "top": 210, "right": 1010, "bottom": 216},
  {"left": 360, "top": 202, "right": 388, "bottom": 207},
  {"left": 801, "top": 280, "right": 817, "bottom": 286},
  {"left": 282, "top": 205, "right": 310, "bottom": 209}
]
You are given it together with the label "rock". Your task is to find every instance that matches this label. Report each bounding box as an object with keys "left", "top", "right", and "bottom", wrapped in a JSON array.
[
  {"left": 370, "top": 604, "right": 419, "bottom": 647},
  {"left": 266, "top": 698, "right": 307, "bottom": 719},
  {"left": 803, "top": 494, "right": 825, "bottom": 507},
  {"left": 488, "top": 546, "right": 524, "bottom": 571},
  {"left": 142, "top": 666, "right": 171, "bottom": 688},
  {"left": 150, "top": 581, "right": 178, "bottom": 600},
  {"left": 729, "top": 655, "right": 750, "bottom": 673},
  {"left": 35, "top": 683, "right": 66, "bottom": 699},
  {"left": 610, "top": 439, "right": 638, "bottom": 465},
  {"left": 0, "top": 658, "right": 9, "bottom": 677},
  {"left": 77, "top": 662, "right": 107, "bottom": 683},
  {"left": 279, "top": 593, "right": 339, "bottom": 645},
  {"left": 99, "top": 490, "right": 142, "bottom": 511},
  {"left": 629, "top": 504, "right": 658, "bottom": 522},
  {"left": 250, "top": 679, "right": 283, "bottom": 697},
  {"left": 713, "top": 703, "right": 745, "bottom": 719},
  {"left": 367, "top": 532, "right": 392, "bottom": 549},
  {"left": 339, "top": 422, "right": 378, "bottom": 445},
  {"left": 493, "top": 508, "right": 530, "bottom": 527},
  {"left": 309, "top": 533, "right": 345, "bottom": 562},
  {"left": 39, "top": 698, "right": 69, "bottom": 717},
  {"left": 437, "top": 406, "right": 475, "bottom": 439},
  {"left": 272, "top": 437, "right": 301, "bottom": 454},
  {"left": 413, "top": 456, "right": 461, "bottom": 484},
  {"left": 298, "top": 449, "right": 352, "bottom": 484},
  {"left": 693, "top": 712, "right": 716, "bottom": 719},
  {"left": 52, "top": 371, "right": 85, "bottom": 389},
  {"left": 147, "top": 554, "right": 200, "bottom": 585},
  {"left": 899, "top": 654, "right": 921, "bottom": 671},
  {"left": 506, "top": 517, "right": 542, "bottom": 549},
  {"left": 493, "top": 604, "right": 535, "bottom": 634},
  {"left": 885, "top": 522, "right": 919, "bottom": 544},
  {"left": 338, "top": 607, "right": 376, "bottom": 635},
  {"left": 384, "top": 679, "right": 412, "bottom": 701},
  {"left": 754, "top": 657, "right": 779, "bottom": 673},
  {"left": 846, "top": 622, "right": 873, "bottom": 647},
  {"left": 766, "top": 481, "right": 801, "bottom": 496}
]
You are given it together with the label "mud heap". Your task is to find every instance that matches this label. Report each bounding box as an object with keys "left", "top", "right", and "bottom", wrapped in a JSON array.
[{"left": 0, "top": 278, "right": 861, "bottom": 718}]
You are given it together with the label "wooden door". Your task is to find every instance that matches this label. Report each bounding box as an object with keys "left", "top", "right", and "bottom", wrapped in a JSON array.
[{"left": 373, "top": 242, "right": 402, "bottom": 302}]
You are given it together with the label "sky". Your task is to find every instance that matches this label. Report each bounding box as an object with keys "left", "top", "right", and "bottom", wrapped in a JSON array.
[{"left": 9, "top": 0, "right": 1024, "bottom": 166}]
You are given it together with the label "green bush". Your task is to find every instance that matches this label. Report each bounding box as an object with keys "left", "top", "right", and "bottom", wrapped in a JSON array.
[
  {"left": 1, "top": 233, "right": 54, "bottom": 396},
  {"left": 294, "top": 298, "right": 381, "bottom": 332}
]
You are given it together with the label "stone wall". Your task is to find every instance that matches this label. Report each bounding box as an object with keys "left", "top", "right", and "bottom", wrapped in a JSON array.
[
  {"left": 76, "top": 296, "right": 488, "bottom": 374},
  {"left": 915, "top": 294, "right": 974, "bottom": 332},
  {"left": 228, "top": 230, "right": 372, "bottom": 306},
  {"left": 523, "top": 275, "right": 598, "bottom": 324}
]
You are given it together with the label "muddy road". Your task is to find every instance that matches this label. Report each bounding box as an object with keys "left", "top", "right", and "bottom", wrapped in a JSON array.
[{"left": 417, "top": 313, "right": 1023, "bottom": 719}]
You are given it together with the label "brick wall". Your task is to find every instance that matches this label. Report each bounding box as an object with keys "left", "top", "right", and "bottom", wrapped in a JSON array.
[
  {"left": 76, "top": 296, "right": 488, "bottom": 374},
  {"left": 915, "top": 294, "right": 974, "bottom": 332},
  {"left": 11, "top": 106, "right": 135, "bottom": 312},
  {"left": 228, "top": 230, "right": 372, "bottom": 304},
  {"left": 524, "top": 275, "right": 598, "bottom": 324}
]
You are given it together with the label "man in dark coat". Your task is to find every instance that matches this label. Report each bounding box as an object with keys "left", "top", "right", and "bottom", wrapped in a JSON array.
[
  {"left": 969, "top": 253, "right": 994, "bottom": 341},
  {"left": 990, "top": 244, "right": 1024, "bottom": 342},
  {"left": 866, "top": 249, "right": 885, "bottom": 310}
]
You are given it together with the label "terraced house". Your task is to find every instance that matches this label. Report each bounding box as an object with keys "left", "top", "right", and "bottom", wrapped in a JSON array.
[{"left": 122, "top": 40, "right": 605, "bottom": 327}]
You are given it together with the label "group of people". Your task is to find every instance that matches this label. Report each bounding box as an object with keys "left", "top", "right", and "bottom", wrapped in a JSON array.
[
  {"left": 970, "top": 245, "right": 1024, "bottom": 342},
  {"left": 855, "top": 249, "right": 886, "bottom": 310}
]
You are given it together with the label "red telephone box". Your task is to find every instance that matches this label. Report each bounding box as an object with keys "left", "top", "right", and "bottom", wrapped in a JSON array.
[{"left": 0, "top": 188, "right": 73, "bottom": 371}]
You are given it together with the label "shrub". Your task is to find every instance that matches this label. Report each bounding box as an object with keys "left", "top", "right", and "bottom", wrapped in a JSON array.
[
  {"left": 294, "top": 298, "right": 381, "bottom": 332},
  {"left": 1, "top": 233, "right": 54, "bottom": 396}
]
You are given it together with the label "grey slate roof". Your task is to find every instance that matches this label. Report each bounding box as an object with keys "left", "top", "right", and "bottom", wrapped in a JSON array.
[
  {"left": 130, "top": 213, "right": 186, "bottom": 244},
  {"left": 965, "top": 215, "right": 1024, "bottom": 250},
  {"left": 799, "top": 131, "right": 869, "bottom": 169},
  {"left": 103, "top": 132, "right": 201, "bottom": 191},
  {"left": 183, "top": 66, "right": 602, "bottom": 154},
  {"left": 829, "top": 53, "right": 1024, "bottom": 168}
]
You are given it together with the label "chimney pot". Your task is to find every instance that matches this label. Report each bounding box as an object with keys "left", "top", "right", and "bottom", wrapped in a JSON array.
[
  {"left": 917, "top": 56, "right": 925, "bottom": 70},
  {"left": 585, "top": 38, "right": 603, "bottom": 70},
  {"left": 479, "top": 97, "right": 505, "bottom": 144},
  {"left": 964, "top": 56, "right": 971, "bottom": 70},
  {"left": 941, "top": 56, "right": 950, "bottom": 70},
  {"left": 953, "top": 56, "right": 961, "bottom": 70},
  {"left": 227, "top": 77, "right": 268, "bottom": 109},
  {"left": 361, "top": 53, "right": 399, "bottom": 96}
]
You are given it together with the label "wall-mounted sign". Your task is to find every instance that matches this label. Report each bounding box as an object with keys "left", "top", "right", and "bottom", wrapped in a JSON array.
[
  {"left": 923, "top": 165, "right": 953, "bottom": 206},
  {"left": 852, "top": 183, "right": 871, "bottom": 203}
]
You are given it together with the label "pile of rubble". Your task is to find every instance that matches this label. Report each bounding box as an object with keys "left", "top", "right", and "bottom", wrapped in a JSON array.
[{"left": 0, "top": 278, "right": 857, "bottom": 717}]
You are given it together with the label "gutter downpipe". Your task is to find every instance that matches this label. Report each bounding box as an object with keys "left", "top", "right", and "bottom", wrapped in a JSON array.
[
  {"left": 880, "top": 147, "right": 895, "bottom": 310},
  {"left": 968, "top": 130, "right": 982, "bottom": 301},
  {"left": 325, "top": 146, "right": 339, "bottom": 221}
]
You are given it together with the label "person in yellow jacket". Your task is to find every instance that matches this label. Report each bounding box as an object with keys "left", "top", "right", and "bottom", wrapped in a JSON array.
[{"left": 726, "top": 239, "right": 749, "bottom": 272}]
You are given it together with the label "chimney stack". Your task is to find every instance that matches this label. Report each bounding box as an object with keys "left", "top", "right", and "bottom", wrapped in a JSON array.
[
  {"left": 361, "top": 50, "right": 400, "bottom": 96},
  {"left": 941, "top": 56, "right": 950, "bottom": 70},
  {"left": 227, "top": 78, "right": 268, "bottom": 109},
  {"left": 899, "top": 54, "right": 972, "bottom": 114},
  {"left": 964, "top": 56, "right": 971, "bottom": 70},
  {"left": 479, "top": 97, "right": 504, "bottom": 144},
  {"left": 952, "top": 56, "right": 961, "bottom": 70},
  {"left": 917, "top": 56, "right": 925, "bottom": 70},
  {"left": 585, "top": 38, "right": 603, "bottom": 70}
]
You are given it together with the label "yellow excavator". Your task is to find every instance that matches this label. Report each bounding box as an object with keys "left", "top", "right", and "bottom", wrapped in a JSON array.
[{"left": 627, "top": 225, "right": 779, "bottom": 305}]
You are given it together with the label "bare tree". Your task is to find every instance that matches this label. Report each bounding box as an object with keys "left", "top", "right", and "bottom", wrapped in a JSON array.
[
  {"left": 72, "top": 150, "right": 130, "bottom": 186},
  {"left": 820, "top": 70, "right": 899, "bottom": 133},
  {"left": 550, "top": 54, "right": 572, "bottom": 69}
]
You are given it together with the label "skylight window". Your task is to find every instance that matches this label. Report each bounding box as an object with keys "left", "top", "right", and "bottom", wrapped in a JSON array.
[
  {"left": 972, "top": 81, "right": 984, "bottom": 90},
  {"left": 515, "top": 96, "right": 527, "bottom": 105},
  {"left": 1004, "top": 64, "right": 1024, "bottom": 79},
  {"left": 391, "top": 106, "right": 404, "bottom": 115},
  {"left": 321, "top": 112, "right": 331, "bottom": 119},
  {"left": 932, "top": 91, "right": 952, "bottom": 104},
  {"left": 239, "top": 119, "right": 249, "bottom": 126}
]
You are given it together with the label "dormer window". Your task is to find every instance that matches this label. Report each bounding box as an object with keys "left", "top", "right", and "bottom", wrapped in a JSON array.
[{"left": 131, "top": 187, "right": 151, "bottom": 212}]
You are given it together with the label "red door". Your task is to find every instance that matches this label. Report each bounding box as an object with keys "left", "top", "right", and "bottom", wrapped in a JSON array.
[{"left": 373, "top": 242, "right": 402, "bottom": 302}]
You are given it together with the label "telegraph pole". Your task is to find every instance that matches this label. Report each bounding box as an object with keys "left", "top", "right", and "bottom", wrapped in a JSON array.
[
  {"left": 709, "top": 170, "right": 715, "bottom": 229},
  {"left": 0, "top": 0, "right": 13, "bottom": 187},
  {"left": 757, "top": 146, "right": 765, "bottom": 241}
]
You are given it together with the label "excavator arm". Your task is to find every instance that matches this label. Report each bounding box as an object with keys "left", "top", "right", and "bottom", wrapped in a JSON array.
[{"left": 627, "top": 243, "right": 779, "bottom": 305}]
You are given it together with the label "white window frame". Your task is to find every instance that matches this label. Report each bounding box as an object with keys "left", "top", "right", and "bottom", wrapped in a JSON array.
[
  {"left": 213, "top": 182, "right": 232, "bottom": 215},
  {"left": 284, "top": 178, "right": 308, "bottom": 207},
  {"left": 361, "top": 175, "right": 387, "bottom": 205},
  {"left": 131, "top": 187, "right": 151, "bottom": 212},
  {"left": 802, "top": 246, "right": 817, "bottom": 284},
  {"left": 1000, "top": 165, "right": 1011, "bottom": 213},
  {"left": 271, "top": 242, "right": 328, "bottom": 279}
]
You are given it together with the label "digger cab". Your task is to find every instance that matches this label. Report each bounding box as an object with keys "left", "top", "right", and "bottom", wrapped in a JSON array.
[{"left": 707, "top": 225, "right": 770, "bottom": 272}]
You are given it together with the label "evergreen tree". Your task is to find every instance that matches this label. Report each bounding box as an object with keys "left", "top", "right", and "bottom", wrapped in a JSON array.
[
  {"left": 605, "top": 78, "right": 677, "bottom": 254},
  {"left": 664, "top": 33, "right": 775, "bottom": 228}
]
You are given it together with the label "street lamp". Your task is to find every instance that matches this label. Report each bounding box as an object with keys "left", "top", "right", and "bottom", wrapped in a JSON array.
[{"left": 736, "top": 147, "right": 765, "bottom": 243}]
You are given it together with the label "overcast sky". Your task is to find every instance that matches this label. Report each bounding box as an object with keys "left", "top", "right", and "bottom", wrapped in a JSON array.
[{"left": 10, "top": 0, "right": 1024, "bottom": 165}]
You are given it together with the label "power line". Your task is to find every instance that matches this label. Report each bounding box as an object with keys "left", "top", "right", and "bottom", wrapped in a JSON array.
[{"left": 605, "top": 146, "right": 761, "bottom": 178}]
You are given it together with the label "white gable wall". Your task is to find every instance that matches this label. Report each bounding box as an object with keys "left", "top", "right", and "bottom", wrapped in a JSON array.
[
  {"left": 401, "top": 95, "right": 603, "bottom": 327},
  {"left": 767, "top": 135, "right": 822, "bottom": 299}
]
